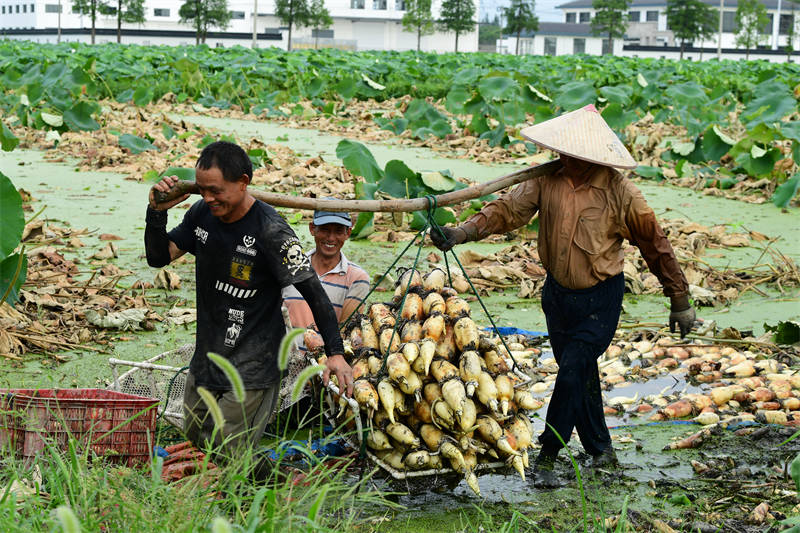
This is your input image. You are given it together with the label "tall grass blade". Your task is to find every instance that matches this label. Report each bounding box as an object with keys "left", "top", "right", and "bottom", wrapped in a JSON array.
[
  {"left": 197, "top": 386, "right": 226, "bottom": 431},
  {"left": 207, "top": 351, "right": 246, "bottom": 403},
  {"left": 278, "top": 328, "right": 305, "bottom": 371},
  {"left": 613, "top": 496, "right": 630, "bottom": 533},
  {"left": 151, "top": 455, "right": 164, "bottom": 485},
  {"left": 307, "top": 484, "right": 330, "bottom": 523},
  {"left": 291, "top": 365, "right": 325, "bottom": 403},
  {"left": 245, "top": 487, "right": 271, "bottom": 533},
  {"left": 55, "top": 506, "right": 81, "bottom": 533}
]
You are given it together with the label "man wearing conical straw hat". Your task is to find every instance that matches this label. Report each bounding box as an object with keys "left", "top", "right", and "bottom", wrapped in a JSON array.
[{"left": 431, "top": 104, "right": 696, "bottom": 487}]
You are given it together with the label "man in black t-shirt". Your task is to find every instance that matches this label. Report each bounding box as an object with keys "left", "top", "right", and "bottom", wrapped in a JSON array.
[{"left": 145, "top": 141, "right": 353, "bottom": 456}]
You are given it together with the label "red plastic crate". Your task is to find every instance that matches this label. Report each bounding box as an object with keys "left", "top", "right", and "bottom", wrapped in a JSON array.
[{"left": 0, "top": 389, "right": 159, "bottom": 466}]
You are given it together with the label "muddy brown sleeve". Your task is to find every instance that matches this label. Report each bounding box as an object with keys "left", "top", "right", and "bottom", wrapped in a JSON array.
[
  {"left": 462, "top": 176, "right": 541, "bottom": 239},
  {"left": 622, "top": 184, "right": 689, "bottom": 299}
]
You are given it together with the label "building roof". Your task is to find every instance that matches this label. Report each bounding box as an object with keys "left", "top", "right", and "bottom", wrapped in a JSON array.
[
  {"left": 557, "top": 0, "right": 792, "bottom": 9},
  {"left": 505, "top": 22, "right": 598, "bottom": 38}
]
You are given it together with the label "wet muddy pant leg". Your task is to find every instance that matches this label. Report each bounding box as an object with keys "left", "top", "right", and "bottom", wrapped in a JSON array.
[
  {"left": 538, "top": 340, "right": 610, "bottom": 456},
  {"left": 538, "top": 273, "right": 624, "bottom": 457},
  {"left": 183, "top": 371, "right": 280, "bottom": 459}
]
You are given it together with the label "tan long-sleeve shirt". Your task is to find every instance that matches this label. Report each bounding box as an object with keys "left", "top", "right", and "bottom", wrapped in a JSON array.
[{"left": 462, "top": 164, "right": 689, "bottom": 298}]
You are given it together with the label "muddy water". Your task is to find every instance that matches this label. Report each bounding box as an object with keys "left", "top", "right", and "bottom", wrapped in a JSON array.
[
  {"left": 179, "top": 114, "right": 800, "bottom": 335},
  {"left": 2, "top": 124, "right": 799, "bottom": 529},
  {"left": 173, "top": 114, "right": 519, "bottom": 182},
  {"left": 1, "top": 119, "right": 797, "bottom": 386}
]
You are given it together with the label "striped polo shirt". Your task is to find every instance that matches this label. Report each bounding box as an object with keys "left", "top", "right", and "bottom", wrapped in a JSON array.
[{"left": 282, "top": 250, "right": 370, "bottom": 334}]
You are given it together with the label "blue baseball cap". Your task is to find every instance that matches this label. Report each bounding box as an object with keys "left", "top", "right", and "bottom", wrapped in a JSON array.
[{"left": 313, "top": 209, "right": 352, "bottom": 227}]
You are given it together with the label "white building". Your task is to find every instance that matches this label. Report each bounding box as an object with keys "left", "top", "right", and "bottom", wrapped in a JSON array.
[
  {"left": 497, "top": 0, "right": 799, "bottom": 61},
  {"left": 0, "top": 0, "right": 479, "bottom": 51},
  {"left": 496, "top": 22, "right": 622, "bottom": 55}
]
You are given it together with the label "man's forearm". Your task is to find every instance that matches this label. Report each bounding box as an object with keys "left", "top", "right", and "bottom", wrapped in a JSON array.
[
  {"left": 145, "top": 207, "right": 172, "bottom": 268},
  {"left": 295, "top": 278, "right": 345, "bottom": 357}
]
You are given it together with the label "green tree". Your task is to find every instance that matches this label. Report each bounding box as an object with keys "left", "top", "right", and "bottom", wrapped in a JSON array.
[
  {"left": 591, "top": 0, "right": 630, "bottom": 55},
  {"left": 503, "top": 0, "right": 538, "bottom": 55},
  {"left": 438, "top": 0, "right": 476, "bottom": 52},
  {"left": 113, "top": 0, "right": 146, "bottom": 43},
  {"left": 402, "top": 0, "right": 435, "bottom": 51},
  {"left": 308, "top": 0, "right": 332, "bottom": 48},
  {"left": 179, "top": 0, "right": 232, "bottom": 44},
  {"left": 734, "top": 0, "right": 769, "bottom": 59},
  {"left": 275, "top": 0, "right": 310, "bottom": 51},
  {"left": 478, "top": 21, "right": 502, "bottom": 46},
  {"left": 665, "top": 0, "right": 717, "bottom": 59},
  {"left": 71, "top": 0, "right": 112, "bottom": 44}
]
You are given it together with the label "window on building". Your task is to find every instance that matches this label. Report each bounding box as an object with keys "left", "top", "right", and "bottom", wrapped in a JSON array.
[
  {"left": 373, "top": 0, "right": 386, "bottom": 8},
  {"left": 16, "top": 4, "right": 20, "bottom": 12},
  {"left": 573, "top": 37, "right": 585, "bottom": 53},
  {"left": 779, "top": 14, "right": 794, "bottom": 35},
  {"left": 544, "top": 37, "right": 557, "bottom": 55},
  {"left": 722, "top": 11, "right": 736, "bottom": 32},
  {"left": 30, "top": 3, "right": 34, "bottom": 11},
  {"left": 312, "top": 28, "right": 334, "bottom": 38},
  {"left": 45, "top": 3, "right": 61, "bottom": 11},
  {"left": 579, "top": 11, "right": 590, "bottom": 23},
  {"left": 761, "top": 13, "right": 772, "bottom": 34},
  {"left": 230, "top": 10, "right": 245, "bottom": 18},
  {"left": 628, "top": 10, "right": 639, "bottom": 22},
  {"left": 566, "top": 12, "right": 575, "bottom": 23},
  {"left": 602, "top": 38, "right": 612, "bottom": 54},
  {"left": 215, "top": 42, "right": 224, "bottom": 47},
  {"left": 646, "top": 10, "right": 658, "bottom": 21},
  {"left": 2, "top": 6, "right": 5, "bottom": 13},
  {"left": 351, "top": 0, "right": 365, "bottom": 8},
  {"left": 395, "top": 0, "right": 405, "bottom": 9},
  {"left": 154, "top": 7, "right": 169, "bottom": 16},
  {"left": 521, "top": 39, "right": 534, "bottom": 54}
]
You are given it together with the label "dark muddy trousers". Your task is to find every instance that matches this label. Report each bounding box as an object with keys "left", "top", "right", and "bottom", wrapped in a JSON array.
[{"left": 538, "top": 273, "right": 624, "bottom": 457}]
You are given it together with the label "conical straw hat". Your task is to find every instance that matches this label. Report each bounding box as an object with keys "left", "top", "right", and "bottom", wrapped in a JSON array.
[{"left": 519, "top": 104, "right": 637, "bottom": 169}]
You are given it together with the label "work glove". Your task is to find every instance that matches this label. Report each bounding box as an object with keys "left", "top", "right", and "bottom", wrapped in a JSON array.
[
  {"left": 669, "top": 295, "right": 696, "bottom": 338},
  {"left": 430, "top": 226, "right": 467, "bottom": 252}
]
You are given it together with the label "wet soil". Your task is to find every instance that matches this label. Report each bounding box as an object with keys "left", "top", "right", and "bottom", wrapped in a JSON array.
[{"left": 1, "top": 117, "right": 799, "bottom": 531}]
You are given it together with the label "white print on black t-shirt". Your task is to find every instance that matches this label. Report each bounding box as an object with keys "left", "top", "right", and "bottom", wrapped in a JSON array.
[
  {"left": 228, "top": 308, "right": 244, "bottom": 324},
  {"left": 280, "top": 239, "right": 311, "bottom": 276},
  {"left": 235, "top": 234, "right": 258, "bottom": 256},
  {"left": 194, "top": 226, "right": 208, "bottom": 244},
  {"left": 215, "top": 280, "right": 258, "bottom": 298},
  {"left": 225, "top": 322, "right": 242, "bottom": 347}
]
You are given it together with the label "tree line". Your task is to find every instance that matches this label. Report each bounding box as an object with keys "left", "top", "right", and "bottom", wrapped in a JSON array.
[
  {"left": 484, "top": 0, "right": 799, "bottom": 60},
  {"left": 64, "top": 0, "right": 799, "bottom": 59},
  {"left": 71, "top": 0, "right": 478, "bottom": 50}
]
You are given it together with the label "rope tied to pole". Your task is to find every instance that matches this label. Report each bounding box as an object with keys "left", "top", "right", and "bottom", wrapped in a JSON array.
[
  {"left": 422, "top": 196, "right": 523, "bottom": 373},
  {"left": 340, "top": 193, "right": 527, "bottom": 377}
]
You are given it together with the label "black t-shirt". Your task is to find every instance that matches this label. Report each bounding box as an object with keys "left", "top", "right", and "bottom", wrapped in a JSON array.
[{"left": 169, "top": 199, "right": 315, "bottom": 390}]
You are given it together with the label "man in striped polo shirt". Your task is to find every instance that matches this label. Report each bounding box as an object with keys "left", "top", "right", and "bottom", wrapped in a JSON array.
[{"left": 282, "top": 208, "right": 370, "bottom": 351}]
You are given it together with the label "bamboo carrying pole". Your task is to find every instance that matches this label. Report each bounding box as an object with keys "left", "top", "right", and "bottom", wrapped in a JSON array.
[{"left": 153, "top": 159, "right": 563, "bottom": 213}]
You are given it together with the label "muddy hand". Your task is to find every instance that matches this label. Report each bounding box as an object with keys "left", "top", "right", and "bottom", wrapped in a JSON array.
[
  {"left": 430, "top": 226, "right": 466, "bottom": 252},
  {"left": 669, "top": 306, "right": 696, "bottom": 338},
  {"left": 149, "top": 175, "right": 190, "bottom": 211},
  {"left": 323, "top": 354, "right": 354, "bottom": 398}
]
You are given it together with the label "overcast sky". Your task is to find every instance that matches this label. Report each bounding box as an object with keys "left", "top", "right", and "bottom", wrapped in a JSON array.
[{"left": 480, "top": 0, "right": 563, "bottom": 23}]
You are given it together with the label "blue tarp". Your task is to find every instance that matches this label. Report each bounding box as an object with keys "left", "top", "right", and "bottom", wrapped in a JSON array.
[{"left": 482, "top": 326, "right": 547, "bottom": 337}]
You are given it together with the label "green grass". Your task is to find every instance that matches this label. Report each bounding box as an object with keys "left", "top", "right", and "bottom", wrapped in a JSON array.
[{"left": 0, "top": 425, "right": 395, "bottom": 532}]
